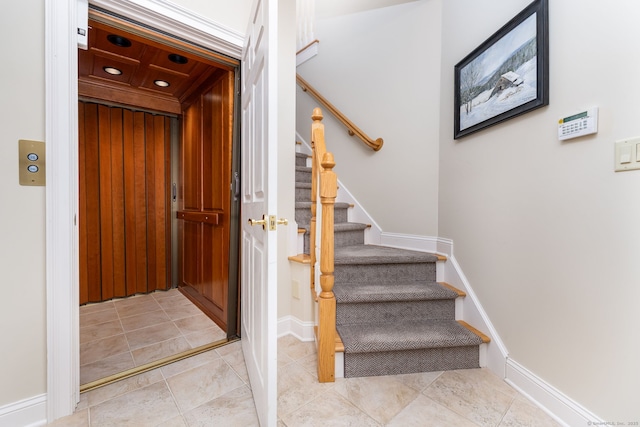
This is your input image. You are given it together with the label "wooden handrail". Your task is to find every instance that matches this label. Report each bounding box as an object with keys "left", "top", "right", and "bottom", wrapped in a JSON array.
[
  {"left": 297, "top": 74, "right": 384, "bottom": 151},
  {"left": 309, "top": 108, "right": 337, "bottom": 383}
]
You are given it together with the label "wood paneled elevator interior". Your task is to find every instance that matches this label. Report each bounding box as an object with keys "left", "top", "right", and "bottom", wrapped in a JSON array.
[{"left": 78, "top": 13, "right": 240, "bottom": 346}]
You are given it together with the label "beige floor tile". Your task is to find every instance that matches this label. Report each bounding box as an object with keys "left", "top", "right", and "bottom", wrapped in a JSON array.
[
  {"left": 82, "top": 369, "right": 165, "bottom": 408},
  {"left": 115, "top": 297, "right": 162, "bottom": 318},
  {"left": 216, "top": 341, "right": 250, "bottom": 383},
  {"left": 167, "top": 357, "right": 245, "bottom": 413},
  {"left": 387, "top": 394, "right": 478, "bottom": 427},
  {"left": 394, "top": 370, "right": 443, "bottom": 392},
  {"left": 80, "top": 301, "right": 115, "bottom": 316},
  {"left": 125, "top": 321, "right": 183, "bottom": 350},
  {"left": 156, "top": 415, "right": 188, "bottom": 427},
  {"left": 152, "top": 288, "right": 182, "bottom": 301},
  {"left": 80, "top": 351, "right": 135, "bottom": 385},
  {"left": 278, "top": 334, "right": 316, "bottom": 361},
  {"left": 80, "top": 333, "right": 129, "bottom": 366},
  {"left": 174, "top": 313, "right": 219, "bottom": 335},
  {"left": 119, "top": 308, "right": 171, "bottom": 332},
  {"left": 89, "top": 381, "right": 180, "bottom": 427},
  {"left": 277, "top": 351, "right": 296, "bottom": 371},
  {"left": 112, "top": 293, "right": 153, "bottom": 308},
  {"left": 280, "top": 390, "right": 381, "bottom": 427},
  {"left": 423, "top": 368, "right": 516, "bottom": 427},
  {"left": 156, "top": 293, "right": 192, "bottom": 309},
  {"left": 71, "top": 333, "right": 563, "bottom": 426},
  {"left": 160, "top": 348, "right": 221, "bottom": 379},
  {"left": 184, "top": 326, "right": 228, "bottom": 347},
  {"left": 131, "top": 336, "right": 192, "bottom": 366},
  {"left": 48, "top": 408, "right": 89, "bottom": 427},
  {"left": 333, "top": 375, "right": 419, "bottom": 425},
  {"left": 499, "top": 395, "right": 563, "bottom": 427},
  {"left": 163, "top": 303, "right": 204, "bottom": 321},
  {"left": 277, "top": 361, "right": 335, "bottom": 417},
  {"left": 183, "top": 385, "right": 260, "bottom": 427},
  {"left": 79, "top": 306, "right": 119, "bottom": 327},
  {"left": 295, "top": 351, "right": 320, "bottom": 377},
  {"left": 79, "top": 319, "right": 123, "bottom": 344}
]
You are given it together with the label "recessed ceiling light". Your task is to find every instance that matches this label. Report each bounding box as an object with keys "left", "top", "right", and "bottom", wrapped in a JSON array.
[
  {"left": 103, "top": 66, "right": 122, "bottom": 75},
  {"left": 154, "top": 80, "right": 170, "bottom": 88},
  {"left": 107, "top": 34, "right": 132, "bottom": 48},
  {"left": 168, "top": 54, "right": 189, "bottom": 64}
]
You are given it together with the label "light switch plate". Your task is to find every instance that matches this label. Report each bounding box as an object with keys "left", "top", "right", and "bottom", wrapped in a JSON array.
[
  {"left": 19, "top": 139, "right": 46, "bottom": 186},
  {"left": 614, "top": 138, "right": 640, "bottom": 172}
]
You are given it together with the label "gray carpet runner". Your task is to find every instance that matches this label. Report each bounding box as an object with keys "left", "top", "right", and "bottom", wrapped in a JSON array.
[{"left": 295, "top": 151, "right": 485, "bottom": 377}]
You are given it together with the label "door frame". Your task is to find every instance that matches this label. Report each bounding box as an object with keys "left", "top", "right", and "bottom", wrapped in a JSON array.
[{"left": 45, "top": 0, "right": 244, "bottom": 420}]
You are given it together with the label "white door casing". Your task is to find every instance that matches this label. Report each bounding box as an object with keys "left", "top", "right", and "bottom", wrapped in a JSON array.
[
  {"left": 45, "top": 0, "right": 245, "bottom": 421},
  {"left": 241, "top": 0, "right": 278, "bottom": 425}
]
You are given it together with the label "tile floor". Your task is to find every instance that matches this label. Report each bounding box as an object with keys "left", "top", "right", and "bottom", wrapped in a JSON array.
[
  {"left": 53, "top": 333, "right": 562, "bottom": 426},
  {"left": 80, "top": 288, "right": 227, "bottom": 385}
]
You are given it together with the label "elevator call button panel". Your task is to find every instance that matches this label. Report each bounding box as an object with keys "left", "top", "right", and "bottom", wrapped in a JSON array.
[{"left": 19, "top": 139, "right": 46, "bottom": 186}]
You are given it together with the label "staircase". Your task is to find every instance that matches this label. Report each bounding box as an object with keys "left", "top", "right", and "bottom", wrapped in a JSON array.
[{"left": 295, "top": 151, "right": 490, "bottom": 378}]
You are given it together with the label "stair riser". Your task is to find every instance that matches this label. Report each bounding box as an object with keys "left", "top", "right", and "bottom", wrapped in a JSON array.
[
  {"left": 296, "top": 186, "right": 311, "bottom": 202},
  {"left": 343, "top": 346, "right": 480, "bottom": 377},
  {"left": 334, "top": 262, "right": 436, "bottom": 283},
  {"left": 296, "top": 168, "right": 311, "bottom": 183},
  {"left": 296, "top": 153, "right": 308, "bottom": 167},
  {"left": 295, "top": 206, "right": 349, "bottom": 225},
  {"left": 336, "top": 300, "right": 455, "bottom": 325},
  {"left": 304, "top": 229, "right": 365, "bottom": 253}
]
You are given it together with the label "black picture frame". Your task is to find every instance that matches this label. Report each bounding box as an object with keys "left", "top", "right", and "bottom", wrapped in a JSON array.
[{"left": 454, "top": 0, "right": 549, "bottom": 139}]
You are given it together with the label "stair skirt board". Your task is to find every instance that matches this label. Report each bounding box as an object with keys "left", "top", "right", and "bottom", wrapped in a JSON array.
[{"left": 343, "top": 345, "right": 480, "bottom": 378}]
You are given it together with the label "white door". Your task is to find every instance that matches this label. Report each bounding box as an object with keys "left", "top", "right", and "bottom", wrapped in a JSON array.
[{"left": 241, "top": 0, "right": 278, "bottom": 426}]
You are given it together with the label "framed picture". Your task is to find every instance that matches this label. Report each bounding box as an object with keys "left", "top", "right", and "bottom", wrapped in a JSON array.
[{"left": 454, "top": 0, "right": 549, "bottom": 139}]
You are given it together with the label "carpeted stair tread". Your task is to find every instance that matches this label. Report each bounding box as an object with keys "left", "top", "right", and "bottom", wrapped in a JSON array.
[
  {"left": 296, "top": 182, "right": 312, "bottom": 189},
  {"left": 296, "top": 201, "right": 351, "bottom": 210},
  {"left": 334, "top": 245, "right": 440, "bottom": 265},
  {"left": 296, "top": 222, "right": 368, "bottom": 231},
  {"left": 334, "top": 281, "right": 457, "bottom": 303},
  {"left": 338, "top": 320, "right": 483, "bottom": 354}
]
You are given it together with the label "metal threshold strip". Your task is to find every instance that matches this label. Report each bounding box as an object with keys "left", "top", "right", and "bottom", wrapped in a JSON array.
[{"left": 80, "top": 337, "right": 240, "bottom": 393}]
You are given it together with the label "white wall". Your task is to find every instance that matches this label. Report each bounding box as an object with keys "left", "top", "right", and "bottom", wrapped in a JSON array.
[
  {"left": 316, "top": 0, "right": 420, "bottom": 19},
  {"left": 296, "top": 0, "right": 442, "bottom": 236},
  {"left": 439, "top": 0, "right": 640, "bottom": 420},
  {"left": 277, "top": 0, "right": 298, "bottom": 321},
  {"left": 0, "top": 0, "right": 47, "bottom": 407}
]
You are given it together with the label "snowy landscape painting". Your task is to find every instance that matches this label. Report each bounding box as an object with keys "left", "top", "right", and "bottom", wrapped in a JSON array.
[{"left": 454, "top": 0, "right": 549, "bottom": 139}]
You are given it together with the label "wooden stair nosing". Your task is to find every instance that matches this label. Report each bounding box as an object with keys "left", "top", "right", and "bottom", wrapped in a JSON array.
[
  {"left": 458, "top": 320, "right": 491, "bottom": 343},
  {"left": 438, "top": 282, "right": 466, "bottom": 297},
  {"left": 288, "top": 254, "right": 310, "bottom": 264}
]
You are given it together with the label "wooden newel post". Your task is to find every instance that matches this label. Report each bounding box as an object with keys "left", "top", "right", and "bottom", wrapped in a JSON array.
[
  {"left": 317, "top": 151, "right": 337, "bottom": 383},
  {"left": 309, "top": 109, "right": 322, "bottom": 299}
]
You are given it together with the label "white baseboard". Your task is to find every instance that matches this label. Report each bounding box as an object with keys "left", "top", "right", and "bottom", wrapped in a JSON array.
[
  {"left": 277, "top": 315, "right": 315, "bottom": 342},
  {"left": 505, "top": 358, "right": 603, "bottom": 427},
  {"left": 0, "top": 394, "right": 47, "bottom": 427}
]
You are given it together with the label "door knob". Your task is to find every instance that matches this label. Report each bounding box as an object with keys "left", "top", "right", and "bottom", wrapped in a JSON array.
[
  {"left": 248, "top": 216, "right": 267, "bottom": 230},
  {"left": 248, "top": 215, "right": 289, "bottom": 231}
]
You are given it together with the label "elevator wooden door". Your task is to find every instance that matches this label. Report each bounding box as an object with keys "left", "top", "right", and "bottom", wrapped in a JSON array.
[
  {"left": 177, "top": 71, "right": 234, "bottom": 331},
  {"left": 78, "top": 101, "right": 171, "bottom": 304}
]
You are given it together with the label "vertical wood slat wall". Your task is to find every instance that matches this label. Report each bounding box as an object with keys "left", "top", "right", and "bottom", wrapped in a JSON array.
[{"left": 79, "top": 101, "right": 171, "bottom": 305}]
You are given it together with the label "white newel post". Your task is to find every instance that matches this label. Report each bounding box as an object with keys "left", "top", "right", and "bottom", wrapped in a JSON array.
[
  {"left": 296, "top": 0, "right": 318, "bottom": 65},
  {"left": 296, "top": 0, "right": 314, "bottom": 50}
]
